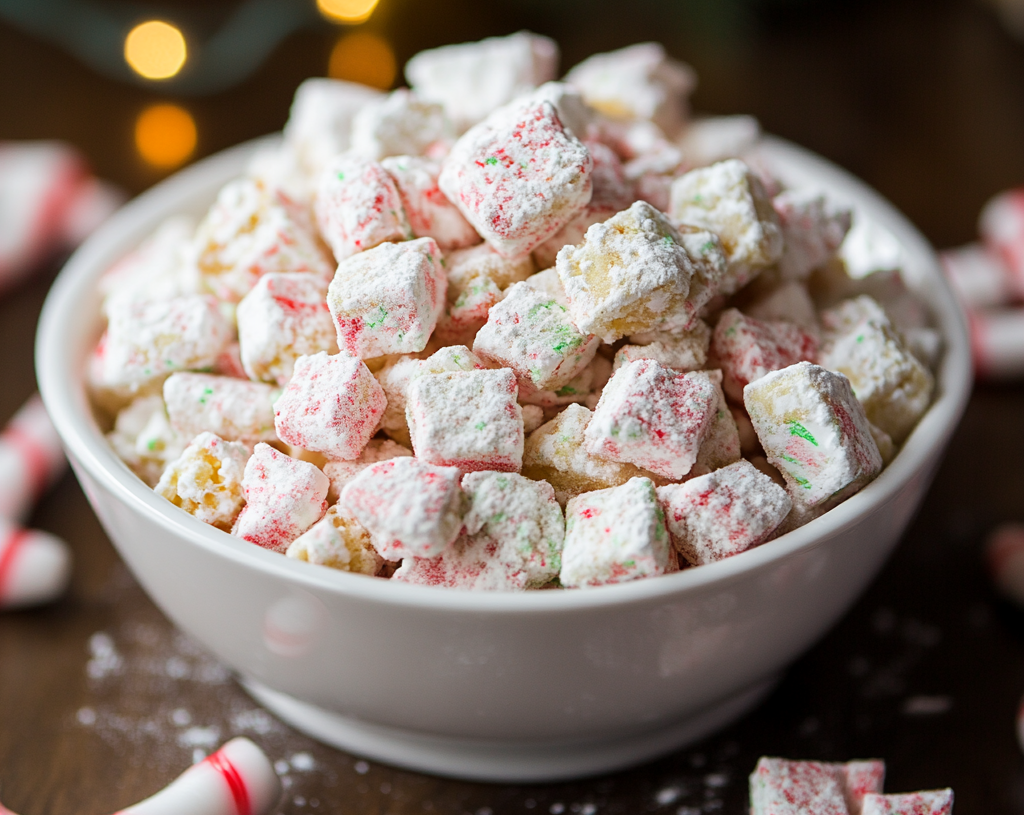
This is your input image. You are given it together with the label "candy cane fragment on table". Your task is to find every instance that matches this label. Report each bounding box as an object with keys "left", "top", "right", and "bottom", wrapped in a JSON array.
[
  {"left": 0, "top": 738, "right": 282, "bottom": 815},
  {"left": 0, "top": 516, "right": 70, "bottom": 609},
  {"left": 0, "top": 394, "right": 68, "bottom": 523}
]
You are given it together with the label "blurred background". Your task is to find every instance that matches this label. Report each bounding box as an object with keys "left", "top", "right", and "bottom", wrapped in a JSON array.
[{"left": 3, "top": 0, "right": 1024, "bottom": 812}]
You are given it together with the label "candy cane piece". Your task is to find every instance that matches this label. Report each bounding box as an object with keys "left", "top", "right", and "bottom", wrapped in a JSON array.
[
  {"left": 985, "top": 522, "right": 1024, "bottom": 606},
  {"left": 116, "top": 738, "right": 281, "bottom": 815},
  {"left": 0, "top": 394, "right": 67, "bottom": 522},
  {"left": 0, "top": 518, "right": 70, "bottom": 610}
]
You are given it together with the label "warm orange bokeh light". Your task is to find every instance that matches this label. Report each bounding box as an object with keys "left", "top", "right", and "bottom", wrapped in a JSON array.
[
  {"left": 135, "top": 104, "right": 197, "bottom": 169},
  {"left": 328, "top": 32, "right": 395, "bottom": 89},
  {"left": 318, "top": 0, "right": 380, "bottom": 24},
  {"left": 124, "top": 21, "right": 187, "bottom": 80}
]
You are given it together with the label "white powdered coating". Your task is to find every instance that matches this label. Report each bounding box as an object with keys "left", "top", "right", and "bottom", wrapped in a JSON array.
[
  {"left": 107, "top": 395, "right": 185, "bottom": 487},
  {"left": 393, "top": 472, "right": 563, "bottom": 590},
  {"left": 245, "top": 141, "right": 312, "bottom": 204},
  {"left": 473, "top": 281, "right": 600, "bottom": 392},
  {"left": 678, "top": 115, "right": 761, "bottom": 168},
  {"left": 521, "top": 404, "right": 545, "bottom": 433},
  {"left": 406, "top": 369, "right": 524, "bottom": 472},
  {"left": 381, "top": 156, "right": 479, "bottom": 250},
  {"left": 669, "top": 159, "right": 783, "bottom": 294},
  {"left": 585, "top": 359, "right": 717, "bottom": 480},
  {"left": 155, "top": 431, "right": 250, "bottom": 531},
  {"left": 692, "top": 369, "right": 741, "bottom": 472},
  {"left": 314, "top": 154, "right": 412, "bottom": 262},
  {"left": 273, "top": 353, "right": 386, "bottom": 461},
  {"left": 746, "top": 280, "right": 819, "bottom": 332},
  {"left": 327, "top": 237, "right": 446, "bottom": 358},
  {"left": 819, "top": 298, "right": 933, "bottom": 443},
  {"left": 521, "top": 266, "right": 569, "bottom": 305},
  {"left": 614, "top": 320, "right": 711, "bottom": 372},
  {"left": 749, "top": 758, "right": 851, "bottom": 815},
  {"left": 560, "top": 477, "right": 671, "bottom": 588},
  {"left": 286, "top": 505, "right": 383, "bottom": 576},
  {"left": 236, "top": 272, "right": 338, "bottom": 386},
  {"left": 350, "top": 90, "right": 454, "bottom": 161},
  {"left": 322, "top": 438, "right": 413, "bottom": 503},
  {"left": 840, "top": 761, "right": 886, "bottom": 815},
  {"left": 283, "top": 78, "right": 382, "bottom": 178},
  {"left": 405, "top": 31, "right": 559, "bottom": 132},
  {"left": 712, "top": 308, "right": 819, "bottom": 402},
  {"left": 164, "top": 373, "right": 279, "bottom": 446},
  {"left": 494, "top": 81, "right": 594, "bottom": 140},
  {"left": 375, "top": 345, "right": 484, "bottom": 446},
  {"left": 533, "top": 140, "right": 634, "bottom": 268},
  {"left": 232, "top": 443, "right": 329, "bottom": 552},
  {"left": 99, "top": 216, "right": 198, "bottom": 317},
  {"left": 194, "top": 178, "right": 333, "bottom": 302},
  {"left": 97, "top": 295, "right": 233, "bottom": 392},
  {"left": 556, "top": 201, "right": 700, "bottom": 342},
  {"left": 340, "top": 457, "right": 465, "bottom": 559},
  {"left": 820, "top": 294, "right": 890, "bottom": 334},
  {"left": 744, "top": 361, "right": 882, "bottom": 511},
  {"left": 522, "top": 403, "right": 658, "bottom": 505},
  {"left": 656, "top": 460, "right": 791, "bottom": 566},
  {"left": 564, "top": 42, "right": 696, "bottom": 137},
  {"left": 860, "top": 791, "right": 953, "bottom": 815},
  {"left": 446, "top": 242, "right": 536, "bottom": 291},
  {"left": 773, "top": 189, "right": 852, "bottom": 280},
  {"left": 439, "top": 101, "right": 593, "bottom": 258}
]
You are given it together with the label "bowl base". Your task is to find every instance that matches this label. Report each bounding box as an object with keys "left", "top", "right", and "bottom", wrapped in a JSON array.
[{"left": 240, "top": 675, "right": 779, "bottom": 782}]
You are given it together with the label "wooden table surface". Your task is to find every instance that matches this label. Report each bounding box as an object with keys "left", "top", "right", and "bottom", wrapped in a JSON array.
[{"left": 2, "top": 0, "right": 1024, "bottom": 811}]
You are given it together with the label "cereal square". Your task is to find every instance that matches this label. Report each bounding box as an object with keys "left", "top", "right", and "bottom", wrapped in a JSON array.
[
  {"left": 749, "top": 758, "right": 850, "bottom": 815},
  {"left": 273, "top": 352, "right": 386, "bottom": 461},
  {"left": 164, "top": 373, "right": 279, "bottom": 446},
  {"left": 323, "top": 438, "right": 413, "bottom": 503},
  {"left": 406, "top": 368, "right": 524, "bottom": 472},
  {"left": 381, "top": 156, "right": 479, "bottom": 249},
  {"left": 286, "top": 505, "right": 383, "bottom": 576},
  {"left": 560, "top": 477, "right": 671, "bottom": 587},
  {"left": 861, "top": 791, "right": 953, "bottom": 815},
  {"left": 155, "top": 431, "right": 250, "bottom": 531},
  {"left": 350, "top": 89, "right": 454, "bottom": 161},
  {"left": 774, "top": 189, "right": 852, "bottom": 281}
]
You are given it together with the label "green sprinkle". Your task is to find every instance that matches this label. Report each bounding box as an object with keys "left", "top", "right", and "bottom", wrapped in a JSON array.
[
  {"left": 701, "top": 240, "right": 716, "bottom": 254},
  {"left": 475, "top": 421, "right": 486, "bottom": 431},
  {"left": 366, "top": 306, "right": 388, "bottom": 329},
  {"left": 485, "top": 157, "right": 498, "bottom": 166},
  {"left": 147, "top": 439, "right": 158, "bottom": 451},
  {"left": 662, "top": 236, "right": 674, "bottom": 245},
  {"left": 336, "top": 171, "right": 345, "bottom": 180},
  {"left": 199, "top": 386, "right": 214, "bottom": 405},
  {"left": 856, "top": 334, "right": 865, "bottom": 343},
  {"left": 793, "top": 474, "right": 812, "bottom": 489},
  {"left": 786, "top": 420, "right": 818, "bottom": 446}
]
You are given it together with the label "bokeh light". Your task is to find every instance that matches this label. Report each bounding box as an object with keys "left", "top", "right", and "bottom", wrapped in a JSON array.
[
  {"left": 124, "top": 21, "right": 187, "bottom": 80},
  {"left": 317, "top": 0, "right": 380, "bottom": 24},
  {"left": 328, "top": 32, "right": 395, "bottom": 89},
  {"left": 135, "top": 104, "right": 197, "bottom": 169}
]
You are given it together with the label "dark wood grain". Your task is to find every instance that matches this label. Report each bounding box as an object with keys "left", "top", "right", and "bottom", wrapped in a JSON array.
[{"left": 2, "top": 0, "right": 1023, "bottom": 811}]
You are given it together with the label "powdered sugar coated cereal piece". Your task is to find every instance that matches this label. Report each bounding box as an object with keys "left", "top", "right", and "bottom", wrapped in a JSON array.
[
  {"left": 155, "top": 432, "right": 250, "bottom": 531},
  {"left": 614, "top": 320, "right": 711, "bottom": 372},
  {"left": 712, "top": 308, "right": 818, "bottom": 402},
  {"left": 286, "top": 505, "right": 383, "bottom": 576},
  {"left": 314, "top": 154, "right": 413, "bottom": 262},
  {"left": 819, "top": 297, "right": 933, "bottom": 443},
  {"left": 107, "top": 395, "right": 185, "bottom": 487},
  {"left": 381, "top": 156, "right": 479, "bottom": 249},
  {"left": 669, "top": 159, "right": 783, "bottom": 295},
  {"left": 273, "top": 353, "right": 386, "bottom": 461},
  {"left": 744, "top": 361, "right": 882, "bottom": 512},
  {"left": 749, "top": 757, "right": 850, "bottom": 815},
  {"left": 327, "top": 237, "right": 446, "bottom": 358},
  {"left": 840, "top": 761, "right": 886, "bottom": 815},
  {"left": 692, "top": 369, "right": 742, "bottom": 472},
  {"left": 504, "top": 81, "right": 594, "bottom": 140},
  {"left": 322, "top": 438, "right": 413, "bottom": 503},
  {"left": 585, "top": 359, "right": 718, "bottom": 480},
  {"left": 522, "top": 403, "right": 658, "bottom": 505},
  {"left": 678, "top": 115, "right": 761, "bottom": 168},
  {"left": 447, "top": 242, "right": 536, "bottom": 292},
  {"left": 657, "top": 459, "right": 791, "bottom": 566},
  {"left": 556, "top": 201, "right": 704, "bottom": 342},
  {"left": 340, "top": 457, "right": 465, "bottom": 559},
  {"left": 565, "top": 42, "right": 696, "bottom": 138},
  {"left": 164, "top": 373, "right": 279, "bottom": 446},
  {"left": 439, "top": 100, "right": 593, "bottom": 258},
  {"left": 236, "top": 272, "right": 338, "bottom": 386},
  {"left": 98, "top": 295, "right": 233, "bottom": 392},
  {"left": 406, "top": 368, "right": 524, "bottom": 472},
  {"left": 745, "top": 280, "right": 819, "bottom": 333},
  {"left": 474, "top": 281, "right": 600, "bottom": 392},
  {"left": 774, "top": 189, "right": 852, "bottom": 280},
  {"left": 433, "top": 272, "right": 504, "bottom": 347},
  {"left": 560, "top": 477, "right": 671, "bottom": 588},
  {"left": 350, "top": 90, "right": 454, "bottom": 161},
  {"left": 232, "top": 443, "right": 329, "bottom": 552},
  {"left": 394, "top": 472, "right": 563, "bottom": 590},
  {"left": 860, "top": 791, "right": 953, "bottom": 815},
  {"left": 405, "top": 31, "right": 559, "bottom": 133},
  {"left": 194, "top": 178, "right": 333, "bottom": 302},
  {"left": 284, "top": 78, "right": 383, "bottom": 178}
]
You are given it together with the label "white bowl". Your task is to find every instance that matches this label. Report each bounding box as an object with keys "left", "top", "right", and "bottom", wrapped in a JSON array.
[{"left": 36, "top": 135, "right": 971, "bottom": 782}]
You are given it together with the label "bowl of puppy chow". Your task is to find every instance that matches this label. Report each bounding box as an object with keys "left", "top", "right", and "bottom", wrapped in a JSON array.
[{"left": 37, "top": 33, "right": 970, "bottom": 781}]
